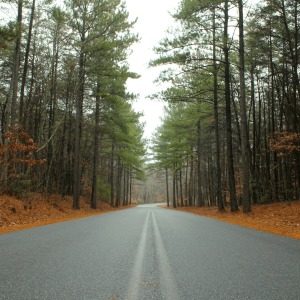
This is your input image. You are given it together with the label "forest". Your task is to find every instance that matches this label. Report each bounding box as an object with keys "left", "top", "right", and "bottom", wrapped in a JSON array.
[
  {"left": 0, "top": 0, "right": 147, "bottom": 209},
  {"left": 1, "top": 0, "right": 300, "bottom": 216},
  {"left": 2, "top": 2, "right": 300, "bottom": 299},
  {"left": 148, "top": 0, "right": 300, "bottom": 214}
]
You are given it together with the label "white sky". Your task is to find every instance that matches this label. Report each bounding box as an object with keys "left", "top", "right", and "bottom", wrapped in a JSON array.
[{"left": 125, "top": 0, "right": 181, "bottom": 141}]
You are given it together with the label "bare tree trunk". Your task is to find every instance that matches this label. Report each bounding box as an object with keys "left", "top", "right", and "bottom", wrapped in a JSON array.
[
  {"left": 23, "top": 31, "right": 36, "bottom": 132},
  {"left": 176, "top": 166, "right": 179, "bottom": 204},
  {"left": 73, "top": 4, "right": 87, "bottom": 210},
  {"left": 250, "top": 63, "right": 257, "bottom": 204},
  {"left": 185, "top": 160, "right": 188, "bottom": 202},
  {"left": 91, "top": 83, "right": 100, "bottom": 209},
  {"left": 110, "top": 139, "right": 114, "bottom": 207},
  {"left": 173, "top": 165, "right": 176, "bottom": 208},
  {"left": 189, "top": 152, "right": 194, "bottom": 206},
  {"left": 166, "top": 167, "right": 169, "bottom": 207},
  {"left": 123, "top": 167, "right": 126, "bottom": 206},
  {"left": 129, "top": 170, "right": 132, "bottom": 205},
  {"left": 238, "top": 0, "right": 251, "bottom": 213},
  {"left": 116, "top": 159, "right": 123, "bottom": 208},
  {"left": 19, "top": 0, "right": 35, "bottom": 127},
  {"left": 197, "top": 117, "right": 202, "bottom": 206},
  {"left": 46, "top": 28, "right": 60, "bottom": 194},
  {"left": 269, "top": 28, "right": 279, "bottom": 202},
  {"left": 213, "top": 8, "right": 223, "bottom": 211},
  {"left": 73, "top": 53, "right": 85, "bottom": 209},
  {"left": 224, "top": 0, "right": 238, "bottom": 212},
  {"left": 10, "top": 0, "right": 23, "bottom": 128},
  {"left": 180, "top": 168, "right": 183, "bottom": 207},
  {"left": 115, "top": 156, "right": 121, "bottom": 208},
  {"left": 126, "top": 168, "right": 129, "bottom": 205}
]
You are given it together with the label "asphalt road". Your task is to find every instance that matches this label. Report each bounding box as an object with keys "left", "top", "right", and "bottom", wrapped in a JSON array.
[{"left": 1, "top": 203, "right": 300, "bottom": 300}]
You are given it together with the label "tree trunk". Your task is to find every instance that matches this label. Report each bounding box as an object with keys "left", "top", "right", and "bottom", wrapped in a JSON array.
[
  {"left": 126, "top": 169, "right": 129, "bottom": 205},
  {"left": 173, "top": 165, "right": 176, "bottom": 208},
  {"left": 73, "top": 12, "right": 86, "bottom": 210},
  {"left": 238, "top": 0, "right": 251, "bottom": 213},
  {"left": 176, "top": 166, "right": 179, "bottom": 204},
  {"left": 123, "top": 167, "right": 126, "bottom": 206},
  {"left": 115, "top": 156, "right": 122, "bottom": 208},
  {"left": 213, "top": 9, "right": 224, "bottom": 211},
  {"left": 269, "top": 28, "right": 279, "bottom": 202},
  {"left": 166, "top": 167, "right": 169, "bottom": 207},
  {"left": 185, "top": 160, "right": 188, "bottom": 202},
  {"left": 91, "top": 83, "right": 100, "bottom": 209},
  {"left": 110, "top": 139, "right": 114, "bottom": 207},
  {"left": 197, "top": 117, "right": 202, "bottom": 206},
  {"left": 250, "top": 63, "right": 257, "bottom": 204},
  {"left": 129, "top": 170, "right": 132, "bottom": 205},
  {"left": 19, "top": 0, "right": 35, "bottom": 127},
  {"left": 180, "top": 168, "right": 183, "bottom": 206},
  {"left": 224, "top": 0, "right": 238, "bottom": 212},
  {"left": 10, "top": 0, "right": 23, "bottom": 128},
  {"left": 189, "top": 152, "right": 194, "bottom": 206}
]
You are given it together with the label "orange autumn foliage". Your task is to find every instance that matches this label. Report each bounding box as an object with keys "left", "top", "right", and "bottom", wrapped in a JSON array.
[
  {"left": 269, "top": 131, "right": 300, "bottom": 157},
  {"left": 0, "top": 127, "right": 46, "bottom": 168},
  {"left": 0, "top": 128, "right": 46, "bottom": 194}
]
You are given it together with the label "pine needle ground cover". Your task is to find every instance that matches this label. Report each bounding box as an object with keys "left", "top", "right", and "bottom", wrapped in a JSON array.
[
  {"left": 0, "top": 194, "right": 136, "bottom": 234},
  {"left": 161, "top": 202, "right": 300, "bottom": 240}
]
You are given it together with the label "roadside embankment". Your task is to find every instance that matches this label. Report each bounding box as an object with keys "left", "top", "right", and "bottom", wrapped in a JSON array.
[
  {"left": 160, "top": 201, "right": 300, "bottom": 239},
  {"left": 0, "top": 193, "right": 136, "bottom": 234}
]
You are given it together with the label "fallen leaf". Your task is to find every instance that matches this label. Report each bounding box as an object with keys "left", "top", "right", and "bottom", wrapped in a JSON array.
[{"left": 160, "top": 201, "right": 300, "bottom": 240}]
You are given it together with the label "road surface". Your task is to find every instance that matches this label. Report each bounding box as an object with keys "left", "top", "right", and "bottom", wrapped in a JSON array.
[{"left": 1, "top": 203, "right": 300, "bottom": 299}]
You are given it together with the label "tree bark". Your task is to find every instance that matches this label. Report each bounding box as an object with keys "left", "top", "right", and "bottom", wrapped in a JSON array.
[
  {"left": 10, "top": 0, "right": 23, "bottom": 128},
  {"left": 123, "top": 167, "right": 126, "bottom": 205},
  {"left": 115, "top": 156, "right": 122, "bottom": 208},
  {"left": 250, "top": 63, "right": 257, "bottom": 204},
  {"left": 179, "top": 168, "right": 183, "bottom": 206},
  {"left": 91, "top": 83, "right": 100, "bottom": 209},
  {"left": 213, "top": 8, "right": 224, "bottom": 211},
  {"left": 129, "top": 170, "right": 132, "bottom": 205},
  {"left": 197, "top": 117, "right": 202, "bottom": 207},
  {"left": 238, "top": 0, "right": 251, "bottom": 213},
  {"left": 73, "top": 10, "right": 86, "bottom": 210},
  {"left": 173, "top": 165, "right": 176, "bottom": 208},
  {"left": 224, "top": 0, "right": 238, "bottom": 211},
  {"left": 189, "top": 152, "right": 194, "bottom": 206},
  {"left": 269, "top": 28, "right": 279, "bottom": 202},
  {"left": 19, "top": 0, "right": 35, "bottom": 127},
  {"left": 166, "top": 167, "right": 169, "bottom": 207},
  {"left": 110, "top": 139, "right": 115, "bottom": 207}
]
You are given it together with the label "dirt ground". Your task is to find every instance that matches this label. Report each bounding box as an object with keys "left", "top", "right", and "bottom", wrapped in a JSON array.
[
  {"left": 160, "top": 201, "right": 300, "bottom": 240},
  {"left": 0, "top": 193, "right": 136, "bottom": 235}
]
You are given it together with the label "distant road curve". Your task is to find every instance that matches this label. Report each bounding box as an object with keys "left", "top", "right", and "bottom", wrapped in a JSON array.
[{"left": 1, "top": 203, "right": 299, "bottom": 299}]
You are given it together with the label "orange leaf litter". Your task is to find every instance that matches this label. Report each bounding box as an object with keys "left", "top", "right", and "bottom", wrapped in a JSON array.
[
  {"left": 160, "top": 201, "right": 300, "bottom": 240},
  {"left": 2, "top": 193, "right": 300, "bottom": 240},
  {"left": 0, "top": 193, "right": 136, "bottom": 235}
]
